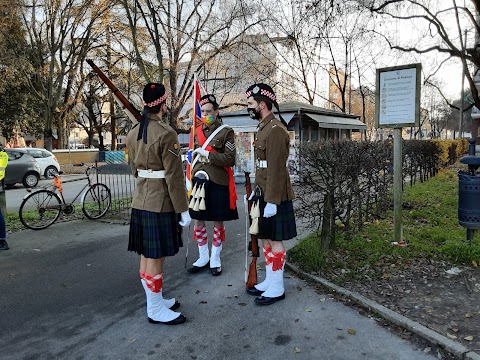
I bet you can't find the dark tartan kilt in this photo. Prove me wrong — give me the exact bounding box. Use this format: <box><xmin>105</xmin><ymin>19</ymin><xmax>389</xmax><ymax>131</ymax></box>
<box><xmin>128</xmin><ymin>208</ymin><xmax>183</xmax><ymax>259</ymax></box>
<box><xmin>189</xmin><ymin>179</ymin><xmax>239</xmax><ymax>222</ymax></box>
<box><xmin>255</xmin><ymin>194</ymin><xmax>297</xmax><ymax>241</ymax></box>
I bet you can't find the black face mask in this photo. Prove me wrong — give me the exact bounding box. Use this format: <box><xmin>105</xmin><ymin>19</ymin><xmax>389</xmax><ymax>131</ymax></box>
<box><xmin>247</xmin><ymin>106</ymin><xmax>261</xmax><ymax>120</ymax></box>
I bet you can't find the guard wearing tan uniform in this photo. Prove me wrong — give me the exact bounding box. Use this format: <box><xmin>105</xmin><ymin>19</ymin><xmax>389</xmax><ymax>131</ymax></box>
<box><xmin>244</xmin><ymin>83</ymin><xmax>297</xmax><ymax>305</ymax></box>
<box><xmin>127</xmin><ymin>83</ymin><xmax>191</xmax><ymax>325</ymax></box>
<box><xmin>187</xmin><ymin>94</ymin><xmax>238</xmax><ymax>276</ymax></box>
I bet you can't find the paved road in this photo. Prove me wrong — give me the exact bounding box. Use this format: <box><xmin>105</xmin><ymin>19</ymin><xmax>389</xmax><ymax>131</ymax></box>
<box><xmin>0</xmin><ymin>187</ymin><xmax>436</xmax><ymax>360</ymax></box>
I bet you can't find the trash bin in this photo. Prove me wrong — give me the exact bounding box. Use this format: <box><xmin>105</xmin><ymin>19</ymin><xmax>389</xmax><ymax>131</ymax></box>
<box><xmin>458</xmin><ymin>172</ymin><xmax>480</xmax><ymax>229</ymax></box>
<box><xmin>458</xmin><ymin>138</ymin><xmax>480</xmax><ymax>238</ymax></box>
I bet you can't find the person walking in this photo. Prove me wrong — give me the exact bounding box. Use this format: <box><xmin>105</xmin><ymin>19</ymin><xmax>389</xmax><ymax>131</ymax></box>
<box><xmin>0</xmin><ymin>144</ymin><xmax>8</xmax><ymax>251</ymax></box>
<box><xmin>187</xmin><ymin>94</ymin><xmax>238</xmax><ymax>276</ymax></box>
<box><xmin>126</xmin><ymin>83</ymin><xmax>191</xmax><ymax>325</ymax></box>
<box><xmin>244</xmin><ymin>83</ymin><xmax>297</xmax><ymax>305</ymax></box>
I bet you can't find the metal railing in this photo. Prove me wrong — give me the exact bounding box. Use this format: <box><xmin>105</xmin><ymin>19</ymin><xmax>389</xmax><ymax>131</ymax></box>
<box><xmin>94</xmin><ymin>161</ymin><xmax>135</xmax><ymax>219</ymax></box>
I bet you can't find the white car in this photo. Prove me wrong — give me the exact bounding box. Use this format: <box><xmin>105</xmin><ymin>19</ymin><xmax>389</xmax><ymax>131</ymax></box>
<box><xmin>17</xmin><ymin>148</ymin><xmax>61</xmax><ymax>179</ymax></box>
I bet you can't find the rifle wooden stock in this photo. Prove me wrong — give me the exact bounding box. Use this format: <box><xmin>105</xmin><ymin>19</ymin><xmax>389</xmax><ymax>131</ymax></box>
<box><xmin>245</xmin><ymin>172</ymin><xmax>260</xmax><ymax>288</ymax></box>
<box><xmin>86</xmin><ymin>59</ymin><xmax>142</xmax><ymax>123</ymax></box>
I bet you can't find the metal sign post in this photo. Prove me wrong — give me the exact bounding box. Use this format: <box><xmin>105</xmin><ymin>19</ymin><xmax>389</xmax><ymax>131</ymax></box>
<box><xmin>375</xmin><ymin>63</ymin><xmax>422</xmax><ymax>243</ymax></box>
<box><xmin>393</xmin><ymin>127</ymin><xmax>403</xmax><ymax>242</ymax></box>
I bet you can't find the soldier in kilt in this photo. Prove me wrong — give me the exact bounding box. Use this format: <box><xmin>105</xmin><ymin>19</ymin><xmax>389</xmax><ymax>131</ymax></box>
<box><xmin>187</xmin><ymin>94</ymin><xmax>238</xmax><ymax>276</ymax></box>
<box><xmin>126</xmin><ymin>83</ymin><xmax>191</xmax><ymax>325</ymax></box>
<box><xmin>244</xmin><ymin>83</ymin><xmax>297</xmax><ymax>305</ymax></box>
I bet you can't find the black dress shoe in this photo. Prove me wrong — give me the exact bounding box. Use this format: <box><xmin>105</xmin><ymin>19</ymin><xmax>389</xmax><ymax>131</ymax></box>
<box><xmin>169</xmin><ymin>301</ymin><xmax>180</xmax><ymax>311</ymax></box>
<box><xmin>148</xmin><ymin>314</ymin><xmax>186</xmax><ymax>325</ymax></box>
<box><xmin>187</xmin><ymin>264</ymin><xmax>208</xmax><ymax>274</ymax></box>
<box><xmin>246</xmin><ymin>287</ymin><xmax>263</xmax><ymax>296</ymax></box>
<box><xmin>0</xmin><ymin>241</ymin><xmax>9</xmax><ymax>250</ymax></box>
<box><xmin>254</xmin><ymin>293</ymin><xmax>285</xmax><ymax>305</ymax></box>
<box><xmin>210</xmin><ymin>267</ymin><xmax>222</xmax><ymax>276</ymax></box>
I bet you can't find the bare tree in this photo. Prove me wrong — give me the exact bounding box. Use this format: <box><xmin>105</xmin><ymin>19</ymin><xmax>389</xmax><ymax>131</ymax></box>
<box><xmin>22</xmin><ymin>0</ymin><xmax>113</xmax><ymax>149</ymax></box>
<box><xmin>364</xmin><ymin>0</ymin><xmax>480</xmax><ymax>140</ymax></box>
<box><xmin>120</xmin><ymin>0</ymin><xmax>261</xmax><ymax>130</ymax></box>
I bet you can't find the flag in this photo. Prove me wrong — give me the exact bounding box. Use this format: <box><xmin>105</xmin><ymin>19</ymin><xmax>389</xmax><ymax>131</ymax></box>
<box><xmin>185</xmin><ymin>74</ymin><xmax>204</xmax><ymax>193</ymax></box>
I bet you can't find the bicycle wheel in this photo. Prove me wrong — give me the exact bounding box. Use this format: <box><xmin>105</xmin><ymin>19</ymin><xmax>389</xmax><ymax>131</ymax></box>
<box><xmin>81</xmin><ymin>183</ymin><xmax>111</xmax><ymax>219</ymax></box>
<box><xmin>19</xmin><ymin>190</ymin><xmax>62</xmax><ymax>230</ymax></box>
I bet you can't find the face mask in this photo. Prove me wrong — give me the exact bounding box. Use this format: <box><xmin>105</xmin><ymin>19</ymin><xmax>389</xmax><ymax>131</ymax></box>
<box><xmin>247</xmin><ymin>106</ymin><xmax>261</xmax><ymax>120</ymax></box>
<box><xmin>202</xmin><ymin>114</ymin><xmax>215</xmax><ymax>126</ymax></box>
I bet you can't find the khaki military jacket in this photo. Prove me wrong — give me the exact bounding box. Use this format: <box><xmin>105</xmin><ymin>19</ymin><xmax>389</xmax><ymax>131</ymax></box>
<box><xmin>126</xmin><ymin>113</ymin><xmax>188</xmax><ymax>213</ymax></box>
<box><xmin>254</xmin><ymin>112</ymin><xmax>294</xmax><ymax>204</ymax></box>
<box><xmin>192</xmin><ymin>121</ymin><xmax>236</xmax><ymax>186</ymax></box>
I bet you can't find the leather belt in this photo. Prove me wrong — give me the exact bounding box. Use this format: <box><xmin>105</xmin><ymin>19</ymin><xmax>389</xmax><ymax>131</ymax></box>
<box><xmin>138</xmin><ymin>169</ymin><xmax>166</xmax><ymax>179</ymax></box>
<box><xmin>256</xmin><ymin>160</ymin><xmax>267</xmax><ymax>168</ymax></box>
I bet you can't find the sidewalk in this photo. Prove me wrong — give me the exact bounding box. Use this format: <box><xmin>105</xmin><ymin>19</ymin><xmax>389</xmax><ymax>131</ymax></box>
<box><xmin>0</xmin><ymin>217</ymin><xmax>445</xmax><ymax>360</ymax></box>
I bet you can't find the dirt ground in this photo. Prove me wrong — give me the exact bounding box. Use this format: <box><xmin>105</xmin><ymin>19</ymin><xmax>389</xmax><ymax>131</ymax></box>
<box><xmin>313</xmin><ymin>258</ymin><xmax>480</xmax><ymax>357</ymax></box>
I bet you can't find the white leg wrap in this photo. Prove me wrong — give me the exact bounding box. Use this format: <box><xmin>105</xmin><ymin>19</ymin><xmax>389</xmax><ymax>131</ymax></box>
<box><xmin>147</xmin><ymin>290</ymin><xmax>181</xmax><ymax>323</ymax></box>
<box><xmin>254</xmin><ymin>263</ymin><xmax>272</xmax><ymax>292</ymax></box>
<box><xmin>193</xmin><ymin>243</ymin><xmax>209</xmax><ymax>267</ymax></box>
<box><xmin>210</xmin><ymin>243</ymin><xmax>222</xmax><ymax>268</ymax></box>
<box><xmin>261</xmin><ymin>268</ymin><xmax>285</xmax><ymax>298</ymax></box>
<box><xmin>141</xmin><ymin>279</ymin><xmax>175</xmax><ymax>311</ymax></box>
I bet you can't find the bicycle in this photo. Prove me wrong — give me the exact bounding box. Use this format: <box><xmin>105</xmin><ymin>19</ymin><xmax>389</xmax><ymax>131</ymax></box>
<box><xmin>19</xmin><ymin>164</ymin><xmax>112</xmax><ymax>230</ymax></box>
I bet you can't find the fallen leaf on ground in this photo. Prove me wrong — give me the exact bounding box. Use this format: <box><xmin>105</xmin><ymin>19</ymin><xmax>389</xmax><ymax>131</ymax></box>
<box><xmin>304</xmin><ymin>308</ymin><xmax>312</xmax><ymax>312</ymax></box>
<box><xmin>472</xmin><ymin>260</ymin><xmax>478</xmax><ymax>267</ymax></box>
<box><xmin>446</xmin><ymin>333</ymin><xmax>457</xmax><ymax>340</ymax></box>
<box><xmin>320</xmin><ymin>298</ymin><xmax>326</xmax><ymax>302</ymax></box>
<box><xmin>293</xmin><ymin>347</ymin><xmax>301</xmax><ymax>353</ymax></box>
<box><xmin>464</xmin><ymin>336</ymin><xmax>474</xmax><ymax>341</ymax></box>
<box><xmin>451</xmin><ymin>328</ymin><xmax>459</xmax><ymax>333</ymax></box>
<box><xmin>464</xmin><ymin>313</ymin><xmax>473</xmax><ymax>318</ymax></box>
<box><xmin>347</xmin><ymin>329</ymin><xmax>356</xmax><ymax>335</ymax></box>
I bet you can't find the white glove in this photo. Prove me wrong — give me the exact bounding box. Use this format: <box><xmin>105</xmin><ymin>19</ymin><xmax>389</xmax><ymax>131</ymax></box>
<box><xmin>193</xmin><ymin>147</ymin><xmax>209</xmax><ymax>158</ymax></box>
<box><xmin>179</xmin><ymin>211</ymin><xmax>191</xmax><ymax>227</ymax></box>
<box><xmin>263</xmin><ymin>203</ymin><xmax>277</xmax><ymax>218</ymax></box>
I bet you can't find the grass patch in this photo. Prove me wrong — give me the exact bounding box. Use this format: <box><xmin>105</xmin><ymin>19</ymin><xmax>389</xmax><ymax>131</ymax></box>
<box><xmin>289</xmin><ymin>169</ymin><xmax>480</xmax><ymax>281</ymax></box>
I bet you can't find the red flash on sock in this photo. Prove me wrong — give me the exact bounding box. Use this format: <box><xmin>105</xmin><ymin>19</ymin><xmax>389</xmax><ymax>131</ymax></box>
<box><xmin>213</xmin><ymin>225</ymin><xmax>225</xmax><ymax>247</ymax></box>
<box><xmin>194</xmin><ymin>225</ymin><xmax>207</xmax><ymax>246</ymax></box>
<box><xmin>139</xmin><ymin>271</ymin><xmax>146</xmax><ymax>279</ymax></box>
<box><xmin>271</xmin><ymin>251</ymin><xmax>286</xmax><ymax>271</ymax></box>
<box><xmin>144</xmin><ymin>273</ymin><xmax>163</xmax><ymax>293</ymax></box>
<box><xmin>263</xmin><ymin>247</ymin><xmax>273</xmax><ymax>265</ymax></box>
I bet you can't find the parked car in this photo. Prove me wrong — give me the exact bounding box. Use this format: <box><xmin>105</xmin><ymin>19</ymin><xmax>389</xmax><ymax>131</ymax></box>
<box><xmin>4</xmin><ymin>149</ymin><xmax>41</xmax><ymax>188</ymax></box>
<box><xmin>17</xmin><ymin>147</ymin><xmax>61</xmax><ymax>178</ymax></box>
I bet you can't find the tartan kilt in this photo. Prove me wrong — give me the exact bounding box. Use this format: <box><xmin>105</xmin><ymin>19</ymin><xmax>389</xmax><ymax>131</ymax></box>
<box><xmin>128</xmin><ymin>208</ymin><xmax>183</xmax><ymax>259</ymax></box>
<box><xmin>255</xmin><ymin>194</ymin><xmax>297</xmax><ymax>241</ymax></box>
<box><xmin>189</xmin><ymin>179</ymin><xmax>238</xmax><ymax>222</ymax></box>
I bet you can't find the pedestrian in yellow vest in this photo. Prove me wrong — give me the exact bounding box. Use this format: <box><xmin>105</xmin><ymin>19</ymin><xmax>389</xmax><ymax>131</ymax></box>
<box><xmin>0</xmin><ymin>144</ymin><xmax>9</xmax><ymax>250</ymax></box>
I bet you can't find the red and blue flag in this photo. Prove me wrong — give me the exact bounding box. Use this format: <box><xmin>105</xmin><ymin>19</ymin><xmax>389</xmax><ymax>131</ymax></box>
<box><xmin>186</xmin><ymin>75</ymin><xmax>204</xmax><ymax>193</ymax></box>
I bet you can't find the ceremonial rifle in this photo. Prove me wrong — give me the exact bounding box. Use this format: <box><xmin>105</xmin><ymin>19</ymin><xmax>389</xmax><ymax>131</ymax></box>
<box><xmin>245</xmin><ymin>172</ymin><xmax>260</xmax><ymax>288</ymax></box>
<box><xmin>86</xmin><ymin>59</ymin><xmax>142</xmax><ymax>124</ymax></box>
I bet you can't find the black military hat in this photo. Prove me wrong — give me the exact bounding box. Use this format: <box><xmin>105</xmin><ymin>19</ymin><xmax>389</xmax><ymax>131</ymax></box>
<box><xmin>245</xmin><ymin>83</ymin><xmax>276</xmax><ymax>102</ymax></box>
<box><xmin>143</xmin><ymin>83</ymin><xmax>167</xmax><ymax>107</ymax></box>
<box><xmin>199</xmin><ymin>94</ymin><xmax>218</xmax><ymax>107</ymax></box>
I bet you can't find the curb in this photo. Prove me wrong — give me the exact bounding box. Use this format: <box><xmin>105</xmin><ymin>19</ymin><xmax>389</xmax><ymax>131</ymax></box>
<box><xmin>286</xmin><ymin>262</ymin><xmax>480</xmax><ymax>360</ymax></box>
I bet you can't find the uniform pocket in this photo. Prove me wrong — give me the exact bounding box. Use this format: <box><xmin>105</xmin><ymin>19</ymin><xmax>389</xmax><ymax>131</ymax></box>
<box><xmin>210</xmin><ymin>138</ymin><xmax>222</xmax><ymax>150</ymax></box>
<box><xmin>254</xmin><ymin>139</ymin><xmax>266</xmax><ymax>151</ymax></box>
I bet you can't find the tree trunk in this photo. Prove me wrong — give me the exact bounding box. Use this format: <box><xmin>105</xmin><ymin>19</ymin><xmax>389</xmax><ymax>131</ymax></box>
<box><xmin>320</xmin><ymin>192</ymin><xmax>336</xmax><ymax>251</ymax></box>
